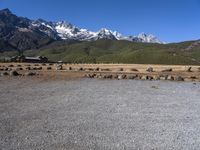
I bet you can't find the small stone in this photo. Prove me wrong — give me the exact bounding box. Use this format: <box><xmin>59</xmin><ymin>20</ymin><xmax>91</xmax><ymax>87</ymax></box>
<box><xmin>130</xmin><ymin>68</ymin><xmax>139</xmax><ymax>72</ymax></box>
<box><xmin>147</xmin><ymin>76</ymin><xmax>153</xmax><ymax>80</ymax></box>
<box><xmin>146</xmin><ymin>67</ymin><xmax>154</xmax><ymax>72</ymax></box>
<box><xmin>1</xmin><ymin>72</ymin><xmax>9</xmax><ymax>76</ymax></box>
<box><xmin>151</xmin><ymin>86</ymin><xmax>159</xmax><ymax>89</ymax></box>
<box><xmin>8</xmin><ymin>64</ymin><xmax>14</xmax><ymax>67</ymax></box>
<box><xmin>127</xmin><ymin>74</ymin><xmax>137</xmax><ymax>79</ymax></box>
<box><xmin>56</xmin><ymin>65</ymin><xmax>63</xmax><ymax>70</ymax></box>
<box><xmin>186</xmin><ymin>67</ymin><xmax>192</xmax><ymax>72</ymax></box>
<box><xmin>26</xmin><ymin>67</ymin><xmax>31</xmax><ymax>70</ymax></box>
<box><xmin>25</xmin><ymin>72</ymin><xmax>37</xmax><ymax>76</ymax></box>
<box><xmin>175</xmin><ymin>76</ymin><xmax>184</xmax><ymax>81</ymax></box>
<box><xmin>9</xmin><ymin>70</ymin><xmax>19</xmax><ymax>76</ymax></box>
<box><xmin>153</xmin><ymin>75</ymin><xmax>160</xmax><ymax>80</ymax></box>
<box><xmin>141</xmin><ymin>75</ymin><xmax>148</xmax><ymax>80</ymax></box>
<box><xmin>161</xmin><ymin>68</ymin><xmax>172</xmax><ymax>72</ymax></box>
<box><xmin>117</xmin><ymin>75</ymin><xmax>123</xmax><ymax>80</ymax></box>
<box><xmin>79</xmin><ymin>67</ymin><xmax>83</xmax><ymax>71</ymax></box>
<box><xmin>167</xmin><ymin>75</ymin><xmax>174</xmax><ymax>81</ymax></box>
<box><xmin>160</xmin><ymin>75</ymin><xmax>167</xmax><ymax>80</ymax></box>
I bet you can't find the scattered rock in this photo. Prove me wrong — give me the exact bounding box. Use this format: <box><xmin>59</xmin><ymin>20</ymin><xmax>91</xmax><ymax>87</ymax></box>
<box><xmin>147</xmin><ymin>76</ymin><xmax>153</xmax><ymax>80</ymax></box>
<box><xmin>47</xmin><ymin>67</ymin><xmax>52</xmax><ymax>70</ymax></box>
<box><xmin>130</xmin><ymin>68</ymin><xmax>139</xmax><ymax>72</ymax></box>
<box><xmin>8</xmin><ymin>64</ymin><xmax>14</xmax><ymax>67</ymax></box>
<box><xmin>135</xmin><ymin>75</ymin><xmax>141</xmax><ymax>80</ymax></box>
<box><xmin>88</xmin><ymin>68</ymin><xmax>95</xmax><ymax>71</ymax></box>
<box><xmin>95</xmin><ymin>74</ymin><xmax>102</xmax><ymax>79</ymax></box>
<box><xmin>26</xmin><ymin>67</ymin><xmax>31</xmax><ymax>70</ymax></box>
<box><xmin>122</xmin><ymin>74</ymin><xmax>127</xmax><ymax>79</ymax></box>
<box><xmin>56</xmin><ymin>65</ymin><xmax>63</xmax><ymax>70</ymax></box>
<box><xmin>16</xmin><ymin>67</ymin><xmax>23</xmax><ymax>71</ymax></box>
<box><xmin>4</xmin><ymin>67</ymin><xmax>9</xmax><ymax>71</ymax></box>
<box><xmin>127</xmin><ymin>74</ymin><xmax>137</xmax><ymax>79</ymax></box>
<box><xmin>190</xmin><ymin>76</ymin><xmax>197</xmax><ymax>79</ymax></box>
<box><xmin>9</xmin><ymin>70</ymin><xmax>19</xmax><ymax>76</ymax></box>
<box><xmin>161</xmin><ymin>68</ymin><xmax>172</xmax><ymax>72</ymax></box>
<box><xmin>85</xmin><ymin>74</ymin><xmax>95</xmax><ymax>78</ymax></box>
<box><xmin>160</xmin><ymin>75</ymin><xmax>168</xmax><ymax>80</ymax></box>
<box><xmin>37</xmin><ymin>67</ymin><xmax>42</xmax><ymax>70</ymax></box>
<box><xmin>103</xmin><ymin>74</ymin><xmax>113</xmax><ymax>79</ymax></box>
<box><xmin>1</xmin><ymin>72</ymin><xmax>9</xmax><ymax>76</ymax></box>
<box><xmin>141</xmin><ymin>75</ymin><xmax>148</xmax><ymax>80</ymax></box>
<box><xmin>146</xmin><ymin>67</ymin><xmax>154</xmax><ymax>72</ymax></box>
<box><xmin>186</xmin><ymin>67</ymin><xmax>192</xmax><ymax>72</ymax></box>
<box><xmin>153</xmin><ymin>75</ymin><xmax>160</xmax><ymax>80</ymax></box>
<box><xmin>167</xmin><ymin>75</ymin><xmax>174</xmax><ymax>81</ymax></box>
<box><xmin>79</xmin><ymin>67</ymin><xmax>83</xmax><ymax>71</ymax></box>
<box><xmin>151</xmin><ymin>86</ymin><xmax>159</xmax><ymax>89</ymax></box>
<box><xmin>91</xmin><ymin>74</ymin><xmax>96</xmax><ymax>78</ymax></box>
<box><xmin>118</xmin><ymin>68</ymin><xmax>124</xmax><ymax>71</ymax></box>
<box><xmin>113</xmin><ymin>75</ymin><xmax>119</xmax><ymax>79</ymax></box>
<box><xmin>174</xmin><ymin>76</ymin><xmax>184</xmax><ymax>81</ymax></box>
<box><xmin>117</xmin><ymin>74</ymin><xmax>126</xmax><ymax>80</ymax></box>
<box><xmin>25</xmin><ymin>72</ymin><xmax>37</xmax><ymax>76</ymax></box>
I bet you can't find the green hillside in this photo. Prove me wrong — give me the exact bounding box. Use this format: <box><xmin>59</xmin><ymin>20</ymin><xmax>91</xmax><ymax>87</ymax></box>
<box><xmin>1</xmin><ymin>39</ymin><xmax>200</xmax><ymax>65</ymax></box>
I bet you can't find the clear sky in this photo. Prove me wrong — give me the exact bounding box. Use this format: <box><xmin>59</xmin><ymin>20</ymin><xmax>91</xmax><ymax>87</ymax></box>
<box><xmin>0</xmin><ymin>0</ymin><xmax>200</xmax><ymax>42</ymax></box>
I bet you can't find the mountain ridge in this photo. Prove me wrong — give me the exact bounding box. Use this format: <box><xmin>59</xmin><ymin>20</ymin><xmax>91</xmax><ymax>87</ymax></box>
<box><xmin>0</xmin><ymin>8</ymin><xmax>163</xmax><ymax>51</ymax></box>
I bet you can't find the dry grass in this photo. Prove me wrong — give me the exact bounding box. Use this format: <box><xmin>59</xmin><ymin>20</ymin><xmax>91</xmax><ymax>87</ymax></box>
<box><xmin>1</xmin><ymin>63</ymin><xmax>200</xmax><ymax>80</ymax></box>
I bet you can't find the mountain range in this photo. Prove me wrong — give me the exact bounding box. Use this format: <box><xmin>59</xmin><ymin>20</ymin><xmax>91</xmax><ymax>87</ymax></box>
<box><xmin>1</xmin><ymin>8</ymin><xmax>200</xmax><ymax>65</ymax></box>
<box><xmin>0</xmin><ymin>8</ymin><xmax>162</xmax><ymax>51</ymax></box>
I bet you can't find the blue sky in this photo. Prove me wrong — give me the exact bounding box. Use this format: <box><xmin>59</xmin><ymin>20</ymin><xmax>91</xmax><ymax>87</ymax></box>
<box><xmin>0</xmin><ymin>0</ymin><xmax>200</xmax><ymax>42</ymax></box>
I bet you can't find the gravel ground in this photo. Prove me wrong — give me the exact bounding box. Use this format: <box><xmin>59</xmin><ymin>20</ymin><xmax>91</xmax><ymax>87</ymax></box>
<box><xmin>0</xmin><ymin>78</ymin><xmax>200</xmax><ymax>150</ymax></box>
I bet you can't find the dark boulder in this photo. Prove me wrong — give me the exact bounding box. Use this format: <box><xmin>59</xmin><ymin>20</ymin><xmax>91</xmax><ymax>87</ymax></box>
<box><xmin>146</xmin><ymin>67</ymin><xmax>154</xmax><ymax>72</ymax></box>
<box><xmin>9</xmin><ymin>70</ymin><xmax>19</xmax><ymax>76</ymax></box>
<box><xmin>161</xmin><ymin>68</ymin><xmax>172</xmax><ymax>72</ymax></box>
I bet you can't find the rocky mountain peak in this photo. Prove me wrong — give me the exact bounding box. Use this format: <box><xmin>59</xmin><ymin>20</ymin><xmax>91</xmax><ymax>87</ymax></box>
<box><xmin>0</xmin><ymin>8</ymin><xmax>164</xmax><ymax>51</ymax></box>
<box><xmin>0</xmin><ymin>8</ymin><xmax>12</xmax><ymax>14</ymax></box>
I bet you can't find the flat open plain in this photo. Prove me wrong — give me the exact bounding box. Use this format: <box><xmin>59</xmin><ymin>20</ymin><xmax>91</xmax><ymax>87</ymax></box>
<box><xmin>1</xmin><ymin>63</ymin><xmax>200</xmax><ymax>149</ymax></box>
<box><xmin>0</xmin><ymin>76</ymin><xmax>200</xmax><ymax>149</ymax></box>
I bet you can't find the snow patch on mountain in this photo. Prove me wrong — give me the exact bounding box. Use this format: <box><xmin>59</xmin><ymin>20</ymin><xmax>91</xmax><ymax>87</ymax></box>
<box><xmin>29</xmin><ymin>19</ymin><xmax>163</xmax><ymax>43</ymax></box>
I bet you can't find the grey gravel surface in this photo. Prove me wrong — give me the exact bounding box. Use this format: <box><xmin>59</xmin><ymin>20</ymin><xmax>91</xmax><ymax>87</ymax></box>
<box><xmin>0</xmin><ymin>78</ymin><xmax>200</xmax><ymax>150</ymax></box>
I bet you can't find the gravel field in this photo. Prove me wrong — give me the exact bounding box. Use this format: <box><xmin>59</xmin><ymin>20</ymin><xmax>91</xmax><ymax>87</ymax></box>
<box><xmin>0</xmin><ymin>77</ymin><xmax>200</xmax><ymax>150</ymax></box>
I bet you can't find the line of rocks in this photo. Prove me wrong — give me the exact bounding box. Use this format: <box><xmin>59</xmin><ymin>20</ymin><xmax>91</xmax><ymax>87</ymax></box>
<box><xmin>0</xmin><ymin>70</ymin><xmax>38</xmax><ymax>77</ymax></box>
<box><xmin>84</xmin><ymin>73</ymin><xmax>188</xmax><ymax>82</ymax></box>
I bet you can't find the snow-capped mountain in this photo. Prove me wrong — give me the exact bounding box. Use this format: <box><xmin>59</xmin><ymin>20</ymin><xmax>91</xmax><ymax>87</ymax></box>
<box><xmin>30</xmin><ymin>20</ymin><xmax>163</xmax><ymax>44</ymax></box>
<box><xmin>0</xmin><ymin>8</ymin><xmax>163</xmax><ymax>51</ymax></box>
